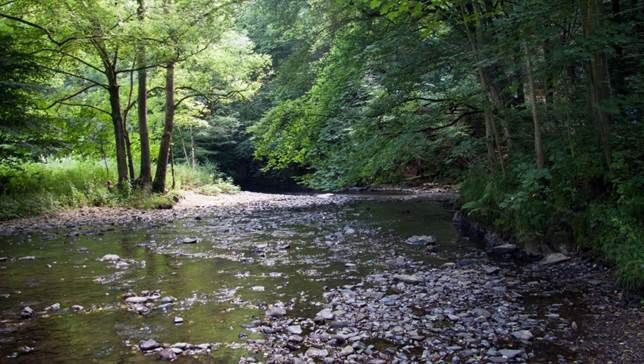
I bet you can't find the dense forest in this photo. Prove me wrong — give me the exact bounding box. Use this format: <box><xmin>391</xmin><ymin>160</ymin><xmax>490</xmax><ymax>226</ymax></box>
<box><xmin>0</xmin><ymin>0</ymin><xmax>642</xmax><ymax>292</ymax></box>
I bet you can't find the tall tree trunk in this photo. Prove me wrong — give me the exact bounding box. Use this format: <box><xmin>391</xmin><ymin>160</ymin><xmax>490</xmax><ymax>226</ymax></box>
<box><xmin>106</xmin><ymin>71</ymin><xmax>129</xmax><ymax>188</ymax></box>
<box><xmin>178</xmin><ymin>127</ymin><xmax>190</xmax><ymax>163</ymax></box>
<box><xmin>190</xmin><ymin>126</ymin><xmax>196</xmax><ymax>169</ymax></box>
<box><xmin>582</xmin><ymin>0</ymin><xmax>612</xmax><ymax>168</ymax></box>
<box><xmin>483</xmin><ymin>108</ymin><xmax>497</xmax><ymax>172</ymax></box>
<box><xmin>524</xmin><ymin>44</ymin><xmax>545</xmax><ymax>169</ymax></box>
<box><xmin>137</xmin><ymin>0</ymin><xmax>152</xmax><ymax>188</ymax></box>
<box><xmin>170</xmin><ymin>144</ymin><xmax>176</xmax><ymax>190</ymax></box>
<box><xmin>123</xmin><ymin>124</ymin><xmax>135</xmax><ymax>181</ymax></box>
<box><xmin>152</xmin><ymin>62</ymin><xmax>175</xmax><ymax>193</ymax></box>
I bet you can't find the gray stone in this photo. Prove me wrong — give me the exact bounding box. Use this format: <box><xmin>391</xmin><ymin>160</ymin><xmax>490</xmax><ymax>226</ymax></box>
<box><xmin>305</xmin><ymin>347</ymin><xmax>328</xmax><ymax>358</ymax></box>
<box><xmin>392</xmin><ymin>274</ymin><xmax>421</xmax><ymax>284</ymax></box>
<box><xmin>125</xmin><ymin>296</ymin><xmax>149</xmax><ymax>304</ymax></box>
<box><xmin>158</xmin><ymin>348</ymin><xmax>177</xmax><ymax>361</ymax></box>
<box><xmin>489</xmin><ymin>244</ymin><xmax>517</xmax><ymax>255</ymax></box>
<box><xmin>174</xmin><ymin>316</ymin><xmax>184</xmax><ymax>324</ymax></box>
<box><xmin>181</xmin><ymin>237</ymin><xmax>199</xmax><ymax>244</ymax></box>
<box><xmin>341</xmin><ymin>345</ymin><xmax>354</xmax><ymax>356</ymax></box>
<box><xmin>405</xmin><ymin>235</ymin><xmax>437</xmax><ymax>245</ymax></box>
<box><xmin>71</xmin><ymin>305</ymin><xmax>84</xmax><ymax>312</ymax></box>
<box><xmin>499</xmin><ymin>349</ymin><xmax>524</xmax><ymax>359</ymax></box>
<box><xmin>20</xmin><ymin>306</ymin><xmax>35</xmax><ymax>319</ymax></box>
<box><xmin>512</xmin><ymin>329</ymin><xmax>533</xmax><ymax>341</ymax></box>
<box><xmin>539</xmin><ymin>253</ymin><xmax>570</xmax><ymax>265</ymax></box>
<box><xmin>139</xmin><ymin>339</ymin><xmax>161</xmax><ymax>351</ymax></box>
<box><xmin>100</xmin><ymin>254</ymin><xmax>120</xmax><ymax>262</ymax></box>
<box><xmin>266</xmin><ymin>303</ymin><xmax>286</xmax><ymax>318</ymax></box>
<box><xmin>46</xmin><ymin>303</ymin><xmax>61</xmax><ymax>311</ymax></box>
<box><xmin>314</xmin><ymin>308</ymin><xmax>334</xmax><ymax>322</ymax></box>
<box><xmin>286</xmin><ymin>325</ymin><xmax>302</xmax><ymax>335</ymax></box>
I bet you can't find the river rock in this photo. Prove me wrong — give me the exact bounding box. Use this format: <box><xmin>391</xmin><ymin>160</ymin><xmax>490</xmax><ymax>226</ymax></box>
<box><xmin>314</xmin><ymin>308</ymin><xmax>334</xmax><ymax>322</ymax></box>
<box><xmin>160</xmin><ymin>296</ymin><xmax>176</xmax><ymax>304</ymax></box>
<box><xmin>174</xmin><ymin>316</ymin><xmax>184</xmax><ymax>324</ymax></box>
<box><xmin>512</xmin><ymin>329</ymin><xmax>533</xmax><ymax>341</ymax></box>
<box><xmin>46</xmin><ymin>303</ymin><xmax>61</xmax><ymax>311</ymax></box>
<box><xmin>181</xmin><ymin>237</ymin><xmax>199</xmax><ymax>244</ymax></box>
<box><xmin>100</xmin><ymin>254</ymin><xmax>120</xmax><ymax>262</ymax></box>
<box><xmin>405</xmin><ymin>235</ymin><xmax>437</xmax><ymax>245</ymax></box>
<box><xmin>158</xmin><ymin>348</ymin><xmax>177</xmax><ymax>361</ymax></box>
<box><xmin>539</xmin><ymin>253</ymin><xmax>570</xmax><ymax>265</ymax></box>
<box><xmin>266</xmin><ymin>303</ymin><xmax>286</xmax><ymax>318</ymax></box>
<box><xmin>393</xmin><ymin>274</ymin><xmax>421</xmax><ymax>284</ymax></box>
<box><xmin>341</xmin><ymin>345</ymin><xmax>354</xmax><ymax>356</ymax></box>
<box><xmin>498</xmin><ymin>349</ymin><xmax>524</xmax><ymax>359</ymax></box>
<box><xmin>125</xmin><ymin>296</ymin><xmax>149</xmax><ymax>304</ymax></box>
<box><xmin>139</xmin><ymin>339</ymin><xmax>161</xmax><ymax>351</ymax></box>
<box><xmin>20</xmin><ymin>306</ymin><xmax>35</xmax><ymax>319</ymax></box>
<box><xmin>305</xmin><ymin>347</ymin><xmax>328</xmax><ymax>358</ymax></box>
<box><xmin>71</xmin><ymin>305</ymin><xmax>84</xmax><ymax>312</ymax></box>
<box><xmin>286</xmin><ymin>325</ymin><xmax>303</xmax><ymax>335</ymax></box>
<box><xmin>489</xmin><ymin>243</ymin><xmax>517</xmax><ymax>255</ymax></box>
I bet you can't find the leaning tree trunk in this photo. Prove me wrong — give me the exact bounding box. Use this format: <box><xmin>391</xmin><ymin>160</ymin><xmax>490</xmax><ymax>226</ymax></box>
<box><xmin>524</xmin><ymin>43</ymin><xmax>545</xmax><ymax>169</ymax></box>
<box><xmin>137</xmin><ymin>0</ymin><xmax>152</xmax><ymax>188</ymax></box>
<box><xmin>152</xmin><ymin>62</ymin><xmax>175</xmax><ymax>193</ymax></box>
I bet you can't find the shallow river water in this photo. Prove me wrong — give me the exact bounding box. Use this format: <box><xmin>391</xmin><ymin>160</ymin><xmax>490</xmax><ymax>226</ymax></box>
<box><xmin>0</xmin><ymin>194</ymin><xmax>613</xmax><ymax>363</ymax></box>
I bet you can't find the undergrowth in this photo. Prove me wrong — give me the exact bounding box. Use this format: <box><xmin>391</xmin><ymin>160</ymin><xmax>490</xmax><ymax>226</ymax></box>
<box><xmin>460</xmin><ymin>158</ymin><xmax>643</xmax><ymax>292</ymax></box>
<box><xmin>0</xmin><ymin>158</ymin><xmax>239</xmax><ymax>220</ymax></box>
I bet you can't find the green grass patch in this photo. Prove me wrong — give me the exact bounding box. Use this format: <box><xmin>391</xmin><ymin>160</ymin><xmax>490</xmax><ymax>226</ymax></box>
<box><xmin>0</xmin><ymin>158</ymin><xmax>239</xmax><ymax>220</ymax></box>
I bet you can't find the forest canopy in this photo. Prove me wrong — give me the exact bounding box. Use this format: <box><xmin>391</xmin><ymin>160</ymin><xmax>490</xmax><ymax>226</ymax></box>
<box><xmin>0</xmin><ymin>0</ymin><xmax>642</xmax><ymax>289</ymax></box>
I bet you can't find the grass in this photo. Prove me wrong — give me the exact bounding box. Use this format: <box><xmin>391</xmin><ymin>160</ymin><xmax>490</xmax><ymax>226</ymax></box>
<box><xmin>0</xmin><ymin>158</ymin><xmax>239</xmax><ymax>220</ymax></box>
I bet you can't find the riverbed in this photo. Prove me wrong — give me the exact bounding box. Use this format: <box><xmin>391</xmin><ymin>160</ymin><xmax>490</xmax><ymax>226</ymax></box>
<box><xmin>0</xmin><ymin>192</ymin><xmax>641</xmax><ymax>363</ymax></box>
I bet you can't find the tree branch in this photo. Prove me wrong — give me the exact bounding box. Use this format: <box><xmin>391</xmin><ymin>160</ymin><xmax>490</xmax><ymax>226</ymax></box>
<box><xmin>0</xmin><ymin>12</ymin><xmax>79</xmax><ymax>47</ymax></box>
<box><xmin>47</xmin><ymin>84</ymin><xmax>100</xmax><ymax>109</ymax></box>
<box><xmin>58</xmin><ymin>102</ymin><xmax>111</xmax><ymax>116</ymax></box>
<box><xmin>39</xmin><ymin>64</ymin><xmax>109</xmax><ymax>88</ymax></box>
